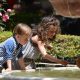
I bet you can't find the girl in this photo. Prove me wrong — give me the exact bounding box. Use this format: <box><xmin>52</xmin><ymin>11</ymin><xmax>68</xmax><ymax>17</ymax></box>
<box><xmin>21</xmin><ymin>16</ymin><xmax>68</xmax><ymax>70</ymax></box>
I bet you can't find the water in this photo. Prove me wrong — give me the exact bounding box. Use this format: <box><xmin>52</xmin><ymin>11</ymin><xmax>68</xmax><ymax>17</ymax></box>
<box><xmin>3</xmin><ymin>67</ymin><xmax>80</xmax><ymax>80</ymax></box>
<box><xmin>11</xmin><ymin>69</ymin><xmax>80</xmax><ymax>78</ymax></box>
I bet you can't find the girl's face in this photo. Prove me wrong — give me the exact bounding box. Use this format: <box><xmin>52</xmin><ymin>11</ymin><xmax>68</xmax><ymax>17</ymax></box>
<box><xmin>17</xmin><ymin>34</ymin><xmax>29</xmax><ymax>45</ymax></box>
<box><xmin>47</xmin><ymin>25</ymin><xmax>57</xmax><ymax>39</ymax></box>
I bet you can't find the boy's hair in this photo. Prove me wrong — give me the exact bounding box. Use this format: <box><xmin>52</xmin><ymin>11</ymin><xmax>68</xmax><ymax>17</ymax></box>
<box><xmin>33</xmin><ymin>16</ymin><xmax>61</xmax><ymax>42</ymax></box>
<box><xmin>13</xmin><ymin>23</ymin><xmax>31</xmax><ymax>36</ymax></box>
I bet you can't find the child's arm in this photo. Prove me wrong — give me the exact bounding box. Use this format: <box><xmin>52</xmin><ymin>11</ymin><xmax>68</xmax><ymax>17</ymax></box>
<box><xmin>18</xmin><ymin>57</ymin><xmax>26</xmax><ymax>70</ymax></box>
<box><xmin>6</xmin><ymin>60</ymin><xmax>12</xmax><ymax>71</ymax></box>
<box><xmin>43</xmin><ymin>54</ymin><xmax>68</xmax><ymax>65</ymax></box>
<box><xmin>37</xmin><ymin>41</ymin><xmax>68</xmax><ymax>66</ymax></box>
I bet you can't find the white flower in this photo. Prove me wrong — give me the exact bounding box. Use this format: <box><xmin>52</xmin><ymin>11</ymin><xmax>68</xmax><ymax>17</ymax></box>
<box><xmin>7</xmin><ymin>9</ymin><xmax>12</xmax><ymax>12</ymax></box>
<box><xmin>0</xmin><ymin>12</ymin><xmax>2</xmax><ymax>16</ymax></box>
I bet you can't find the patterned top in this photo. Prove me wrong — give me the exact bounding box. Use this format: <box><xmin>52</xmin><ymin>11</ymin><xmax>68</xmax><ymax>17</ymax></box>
<box><xmin>22</xmin><ymin>39</ymin><xmax>40</xmax><ymax>60</ymax></box>
<box><xmin>0</xmin><ymin>37</ymin><xmax>22</xmax><ymax>67</ymax></box>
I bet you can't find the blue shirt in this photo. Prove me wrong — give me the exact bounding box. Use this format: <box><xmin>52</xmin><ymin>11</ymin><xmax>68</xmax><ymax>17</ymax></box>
<box><xmin>0</xmin><ymin>37</ymin><xmax>17</xmax><ymax>66</ymax></box>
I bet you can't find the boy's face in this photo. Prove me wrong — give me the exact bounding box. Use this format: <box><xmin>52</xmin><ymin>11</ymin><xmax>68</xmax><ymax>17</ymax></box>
<box><xmin>17</xmin><ymin>34</ymin><xmax>29</xmax><ymax>45</ymax></box>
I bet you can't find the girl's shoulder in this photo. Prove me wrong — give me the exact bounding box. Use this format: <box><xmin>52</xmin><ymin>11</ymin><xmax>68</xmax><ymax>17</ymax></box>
<box><xmin>31</xmin><ymin>35</ymin><xmax>39</xmax><ymax>44</ymax></box>
<box><xmin>31</xmin><ymin>35</ymin><xmax>44</xmax><ymax>46</ymax></box>
<box><xmin>30</xmin><ymin>35</ymin><xmax>40</xmax><ymax>47</ymax></box>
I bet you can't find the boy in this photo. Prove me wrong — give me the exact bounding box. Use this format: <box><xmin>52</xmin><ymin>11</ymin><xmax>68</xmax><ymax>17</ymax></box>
<box><xmin>0</xmin><ymin>23</ymin><xmax>31</xmax><ymax>72</ymax></box>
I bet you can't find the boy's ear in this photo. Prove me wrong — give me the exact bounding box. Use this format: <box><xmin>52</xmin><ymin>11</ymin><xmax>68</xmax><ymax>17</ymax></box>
<box><xmin>16</xmin><ymin>34</ymin><xmax>20</xmax><ymax>39</ymax></box>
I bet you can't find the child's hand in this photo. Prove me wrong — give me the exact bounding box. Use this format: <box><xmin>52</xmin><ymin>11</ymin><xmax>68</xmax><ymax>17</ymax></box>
<box><xmin>60</xmin><ymin>60</ymin><xmax>69</xmax><ymax>66</ymax></box>
<box><xmin>2</xmin><ymin>68</ymin><xmax>12</xmax><ymax>74</ymax></box>
<box><xmin>47</xmin><ymin>45</ymin><xmax>53</xmax><ymax>50</ymax></box>
<box><xmin>76</xmin><ymin>57</ymin><xmax>80</xmax><ymax>68</ymax></box>
<box><xmin>5</xmin><ymin>68</ymin><xmax>12</xmax><ymax>72</ymax></box>
<box><xmin>45</xmin><ymin>44</ymin><xmax>53</xmax><ymax>50</ymax></box>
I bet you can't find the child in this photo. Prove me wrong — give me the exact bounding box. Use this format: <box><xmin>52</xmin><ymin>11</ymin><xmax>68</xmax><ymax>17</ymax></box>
<box><xmin>0</xmin><ymin>23</ymin><xmax>32</xmax><ymax>72</ymax></box>
<box><xmin>20</xmin><ymin>16</ymin><xmax>68</xmax><ymax>70</ymax></box>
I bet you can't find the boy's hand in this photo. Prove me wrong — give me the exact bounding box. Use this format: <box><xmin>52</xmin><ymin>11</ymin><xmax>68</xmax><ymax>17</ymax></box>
<box><xmin>2</xmin><ymin>68</ymin><xmax>12</xmax><ymax>73</ymax></box>
<box><xmin>5</xmin><ymin>68</ymin><xmax>12</xmax><ymax>72</ymax></box>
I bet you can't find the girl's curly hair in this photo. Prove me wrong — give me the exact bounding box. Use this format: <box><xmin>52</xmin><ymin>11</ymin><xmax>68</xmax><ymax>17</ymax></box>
<box><xmin>32</xmin><ymin>16</ymin><xmax>61</xmax><ymax>43</ymax></box>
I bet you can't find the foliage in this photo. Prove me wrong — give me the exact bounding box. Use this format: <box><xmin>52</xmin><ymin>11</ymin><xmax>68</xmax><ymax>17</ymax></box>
<box><xmin>3</xmin><ymin>9</ymin><xmax>45</xmax><ymax>30</ymax></box>
<box><xmin>0</xmin><ymin>8</ymin><xmax>15</xmax><ymax>31</ymax></box>
<box><xmin>12</xmin><ymin>12</ymin><xmax>42</xmax><ymax>28</ymax></box>
<box><xmin>48</xmin><ymin>34</ymin><xmax>80</xmax><ymax>58</ymax></box>
<box><xmin>0</xmin><ymin>31</ymin><xmax>12</xmax><ymax>42</ymax></box>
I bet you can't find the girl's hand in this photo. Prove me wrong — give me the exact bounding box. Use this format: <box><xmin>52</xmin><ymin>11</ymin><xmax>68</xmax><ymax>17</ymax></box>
<box><xmin>76</xmin><ymin>57</ymin><xmax>80</xmax><ymax>68</ymax></box>
<box><xmin>60</xmin><ymin>60</ymin><xmax>69</xmax><ymax>66</ymax></box>
<box><xmin>46</xmin><ymin>45</ymin><xmax>53</xmax><ymax>50</ymax></box>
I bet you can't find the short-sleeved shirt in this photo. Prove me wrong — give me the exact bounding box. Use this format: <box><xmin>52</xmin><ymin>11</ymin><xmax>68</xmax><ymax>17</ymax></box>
<box><xmin>0</xmin><ymin>37</ymin><xmax>17</xmax><ymax>66</ymax></box>
<box><xmin>22</xmin><ymin>39</ymin><xmax>40</xmax><ymax>60</ymax></box>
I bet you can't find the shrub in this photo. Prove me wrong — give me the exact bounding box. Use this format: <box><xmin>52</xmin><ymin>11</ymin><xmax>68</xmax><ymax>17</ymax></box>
<box><xmin>49</xmin><ymin>34</ymin><xmax>80</xmax><ymax>58</ymax></box>
<box><xmin>0</xmin><ymin>31</ymin><xmax>12</xmax><ymax>42</ymax></box>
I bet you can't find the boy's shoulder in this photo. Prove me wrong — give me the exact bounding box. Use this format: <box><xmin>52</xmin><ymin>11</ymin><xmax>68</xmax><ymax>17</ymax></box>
<box><xmin>0</xmin><ymin>37</ymin><xmax>16</xmax><ymax>48</ymax></box>
<box><xmin>6</xmin><ymin>37</ymin><xmax>15</xmax><ymax>41</ymax></box>
<box><xmin>4</xmin><ymin>37</ymin><xmax>16</xmax><ymax>45</ymax></box>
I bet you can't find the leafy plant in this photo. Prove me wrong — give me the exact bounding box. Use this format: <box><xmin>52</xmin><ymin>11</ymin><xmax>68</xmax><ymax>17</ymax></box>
<box><xmin>0</xmin><ymin>31</ymin><xmax>12</xmax><ymax>42</ymax></box>
<box><xmin>49</xmin><ymin>34</ymin><xmax>80</xmax><ymax>58</ymax></box>
<box><xmin>0</xmin><ymin>8</ymin><xmax>15</xmax><ymax>31</ymax></box>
